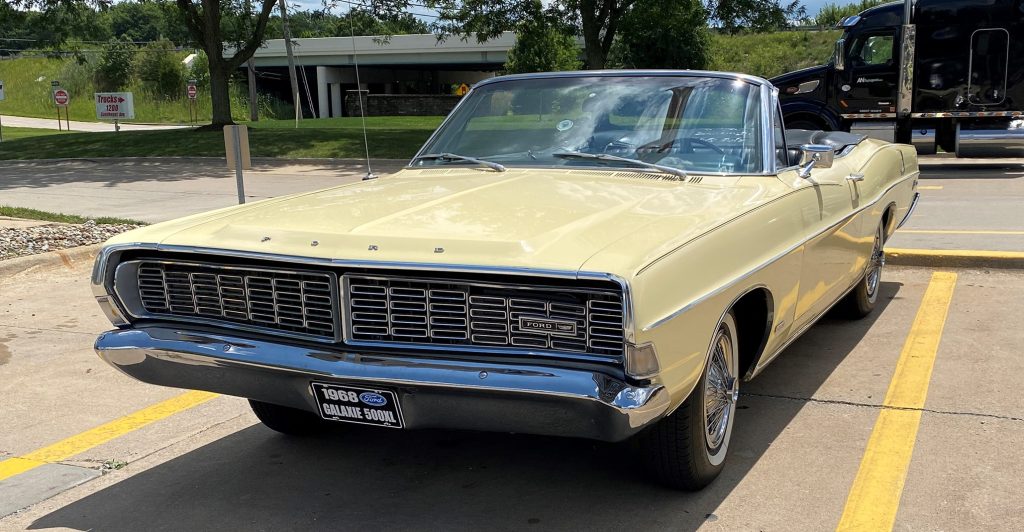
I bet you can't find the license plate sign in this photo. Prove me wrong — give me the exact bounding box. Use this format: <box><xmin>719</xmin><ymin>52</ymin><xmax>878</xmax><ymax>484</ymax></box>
<box><xmin>310</xmin><ymin>382</ymin><xmax>404</xmax><ymax>428</ymax></box>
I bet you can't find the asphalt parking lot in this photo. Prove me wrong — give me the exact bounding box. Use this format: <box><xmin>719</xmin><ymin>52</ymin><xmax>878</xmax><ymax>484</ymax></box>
<box><xmin>2</xmin><ymin>164</ymin><xmax>1023</xmax><ymax>531</ymax></box>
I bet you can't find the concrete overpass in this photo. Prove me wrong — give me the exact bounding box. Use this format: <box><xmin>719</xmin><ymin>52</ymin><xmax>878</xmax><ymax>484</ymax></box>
<box><xmin>249</xmin><ymin>33</ymin><xmax>516</xmax><ymax>118</ymax></box>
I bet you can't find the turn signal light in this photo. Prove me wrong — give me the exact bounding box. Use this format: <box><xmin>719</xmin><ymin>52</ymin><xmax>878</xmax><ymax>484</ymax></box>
<box><xmin>625</xmin><ymin>342</ymin><xmax>660</xmax><ymax>379</ymax></box>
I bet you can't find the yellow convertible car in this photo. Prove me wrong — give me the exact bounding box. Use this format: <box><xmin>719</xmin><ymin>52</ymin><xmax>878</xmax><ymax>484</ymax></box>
<box><xmin>92</xmin><ymin>71</ymin><xmax>919</xmax><ymax>489</ymax></box>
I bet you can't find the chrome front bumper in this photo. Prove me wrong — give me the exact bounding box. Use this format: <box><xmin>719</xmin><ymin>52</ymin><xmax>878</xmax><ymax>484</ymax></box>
<box><xmin>95</xmin><ymin>327</ymin><xmax>670</xmax><ymax>442</ymax></box>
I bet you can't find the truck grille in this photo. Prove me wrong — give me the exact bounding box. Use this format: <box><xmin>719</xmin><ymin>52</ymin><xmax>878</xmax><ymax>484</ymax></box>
<box><xmin>345</xmin><ymin>274</ymin><xmax>625</xmax><ymax>358</ymax></box>
<box><xmin>136</xmin><ymin>262</ymin><xmax>338</xmax><ymax>340</ymax></box>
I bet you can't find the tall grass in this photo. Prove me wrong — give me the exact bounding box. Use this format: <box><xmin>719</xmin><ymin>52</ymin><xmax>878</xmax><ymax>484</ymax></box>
<box><xmin>708</xmin><ymin>29</ymin><xmax>842</xmax><ymax>79</ymax></box>
<box><xmin>0</xmin><ymin>56</ymin><xmax>292</xmax><ymax>123</ymax></box>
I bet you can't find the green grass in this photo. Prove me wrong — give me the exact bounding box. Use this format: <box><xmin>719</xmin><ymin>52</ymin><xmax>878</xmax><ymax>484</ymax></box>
<box><xmin>0</xmin><ymin>57</ymin><xmax>287</xmax><ymax>124</ymax></box>
<box><xmin>709</xmin><ymin>29</ymin><xmax>841</xmax><ymax>79</ymax></box>
<box><xmin>0</xmin><ymin>126</ymin><xmax>76</xmax><ymax>142</ymax></box>
<box><xmin>0</xmin><ymin>116</ymin><xmax>442</xmax><ymax>160</ymax></box>
<box><xmin>0</xmin><ymin>205</ymin><xmax>144</xmax><ymax>225</ymax></box>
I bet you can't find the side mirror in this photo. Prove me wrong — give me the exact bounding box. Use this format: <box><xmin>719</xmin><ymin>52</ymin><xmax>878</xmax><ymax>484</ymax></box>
<box><xmin>834</xmin><ymin>38</ymin><xmax>846</xmax><ymax>71</ymax></box>
<box><xmin>797</xmin><ymin>144</ymin><xmax>835</xmax><ymax>178</ymax></box>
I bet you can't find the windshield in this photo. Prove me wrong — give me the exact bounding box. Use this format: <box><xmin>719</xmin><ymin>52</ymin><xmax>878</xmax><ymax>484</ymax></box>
<box><xmin>415</xmin><ymin>75</ymin><xmax>766</xmax><ymax>175</ymax></box>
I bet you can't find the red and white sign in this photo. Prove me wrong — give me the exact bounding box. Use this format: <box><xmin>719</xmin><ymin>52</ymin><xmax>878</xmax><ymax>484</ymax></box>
<box><xmin>94</xmin><ymin>92</ymin><xmax>135</xmax><ymax>120</ymax></box>
<box><xmin>53</xmin><ymin>89</ymin><xmax>70</xmax><ymax>107</ymax></box>
<box><xmin>187</xmin><ymin>84</ymin><xmax>198</xmax><ymax>100</ymax></box>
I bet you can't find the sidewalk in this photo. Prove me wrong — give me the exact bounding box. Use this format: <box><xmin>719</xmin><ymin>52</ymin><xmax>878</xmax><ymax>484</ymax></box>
<box><xmin>0</xmin><ymin>158</ymin><xmax>405</xmax><ymax>223</ymax></box>
<box><xmin>0</xmin><ymin>115</ymin><xmax>188</xmax><ymax>133</ymax></box>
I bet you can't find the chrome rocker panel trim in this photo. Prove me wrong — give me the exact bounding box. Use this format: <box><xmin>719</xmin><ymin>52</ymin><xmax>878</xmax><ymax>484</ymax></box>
<box><xmin>94</xmin><ymin>327</ymin><xmax>669</xmax><ymax>442</ymax></box>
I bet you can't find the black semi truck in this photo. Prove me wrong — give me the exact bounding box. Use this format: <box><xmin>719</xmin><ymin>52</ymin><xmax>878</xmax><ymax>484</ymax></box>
<box><xmin>771</xmin><ymin>0</ymin><xmax>1023</xmax><ymax>157</ymax></box>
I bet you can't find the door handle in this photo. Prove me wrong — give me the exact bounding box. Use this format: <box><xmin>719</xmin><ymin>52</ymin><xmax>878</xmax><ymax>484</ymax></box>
<box><xmin>846</xmin><ymin>173</ymin><xmax>865</xmax><ymax>182</ymax></box>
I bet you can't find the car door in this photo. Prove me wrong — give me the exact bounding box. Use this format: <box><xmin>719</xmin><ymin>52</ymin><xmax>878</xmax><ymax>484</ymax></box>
<box><xmin>838</xmin><ymin>30</ymin><xmax>899</xmax><ymax>114</ymax></box>
<box><xmin>791</xmin><ymin>160</ymin><xmax>864</xmax><ymax>329</ymax></box>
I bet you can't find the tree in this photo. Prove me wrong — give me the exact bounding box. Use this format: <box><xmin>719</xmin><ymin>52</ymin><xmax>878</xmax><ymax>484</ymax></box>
<box><xmin>613</xmin><ymin>0</ymin><xmax>710</xmax><ymax>69</ymax></box>
<box><xmin>351</xmin><ymin>0</ymin><xmax>806</xmax><ymax>69</ymax></box>
<box><xmin>136</xmin><ymin>39</ymin><xmax>187</xmax><ymax>99</ymax></box>
<box><xmin>814</xmin><ymin>0</ymin><xmax>885</xmax><ymax>27</ymax></box>
<box><xmin>504</xmin><ymin>18</ymin><xmax>581</xmax><ymax>74</ymax></box>
<box><xmin>94</xmin><ymin>37</ymin><xmax>136</xmax><ymax>91</ymax></box>
<box><xmin>174</xmin><ymin>0</ymin><xmax>279</xmax><ymax>126</ymax></box>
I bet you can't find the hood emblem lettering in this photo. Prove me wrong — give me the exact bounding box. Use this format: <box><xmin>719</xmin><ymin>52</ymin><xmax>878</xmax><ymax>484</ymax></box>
<box><xmin>434</xmin><ymin>247</ymin><xmax>445</xmax><ymax>254</ymax></box>
<box><xmin>260</xmin><ymin>236</ymin><xmax>271</xmax><ymax>243</ymax></box>
<box><xmin>368</xmin><ymin>244</ymin><xmax>379</xmax><ymax>251</ymax></box>
<box><xmin>519</xmin><ymin>316</ymin><xmax>577</xmax><ymax>337</ymax></box>
<box><xmin>310</xmin><ymin>240</ymin><xmax>319</xmax><ymax>247</ymax></box>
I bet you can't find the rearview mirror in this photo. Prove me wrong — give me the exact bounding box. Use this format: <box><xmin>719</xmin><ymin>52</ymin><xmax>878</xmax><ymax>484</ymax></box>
<box><xmin>834</xmin><ymin>39</ymin><xmax>846</xmax><ymax>71</ymax></box>
<box><xmin>797</xmin><ymin>144</ymin><xmax>835</xmax><ymax>178</ymax></box>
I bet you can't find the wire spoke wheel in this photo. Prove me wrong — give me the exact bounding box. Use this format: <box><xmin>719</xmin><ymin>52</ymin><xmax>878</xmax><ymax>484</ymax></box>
<box><xmin>866</xmin><ymin>224</ymin><xmax>885</xmax><ymax>298</ymax></box>
<box><xmin>702</xmin><ymin>321</ymin><xmax>738</xmax><ymax>462</ymax></box>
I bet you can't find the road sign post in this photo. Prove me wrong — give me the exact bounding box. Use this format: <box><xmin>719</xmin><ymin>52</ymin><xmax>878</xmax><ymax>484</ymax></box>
<box><xmin>187</xmin><ymin>80</ymin><xmax>198</xmax><ymax>126</ymax></box>
<box><xmin>52</xmin><ymin>84</ymin><xmax>70</xmax><ymax>131</ymax></box>
<box><xmin>94</xmin><ymin>92</ymin><xmax>134</xmax><ymax>132</ymax></box>
<box><xmin>0</xmin><ymin>79</ymin><xmax>5</xmax><ymax>142</ymax></box>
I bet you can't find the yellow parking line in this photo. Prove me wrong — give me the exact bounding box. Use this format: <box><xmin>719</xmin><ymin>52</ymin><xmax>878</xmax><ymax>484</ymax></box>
<box><xmin>0</xmin><ymin>391</ymin><xmax>217</xmax><ymax>482</ymax></box>
<box><xmin>916</xmin><ymin>185</ymin><xmax>943</xmax><ymax>190</ymax></box>
<box><xmin>899</xmin><ymin>229</ymin><xmax>1024</xmax><ymax>235</ymax></box>
<box><xmin>836</xmin><ymin>272</ymin><xmax>957</xmax><ymax>532</ymax></box>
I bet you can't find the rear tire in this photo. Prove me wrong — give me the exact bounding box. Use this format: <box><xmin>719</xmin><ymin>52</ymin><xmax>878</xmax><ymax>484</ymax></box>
<box><xmin>840</xmin><ymin>221</ymin><xmax>885</xmax><ymax>319</ymax></box>
<box><xmin>249</xmin><ymin>400</ymin><xmax>330</xmax><ymax>436</ymax></box>
<box><xmin>638</xmin><ymin>312</ymin><xmax>740</xmax><ymax>490</ymax></box>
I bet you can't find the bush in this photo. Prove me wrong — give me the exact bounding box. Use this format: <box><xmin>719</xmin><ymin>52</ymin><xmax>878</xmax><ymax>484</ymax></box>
<box><xmin>504</xmin><ymin>19</ymin><xmax>581</xmax><ymax>74</ymax></box>
<box><xmin>613</xmin><ymin>0</ymin><xmax>710</xmax><ymax>69</ymax></box>
<box><xmin>94</xmin><ymin>37</ymin><xmax>135</xmax><ymax>91</ymax></box>
<box><xmin>136</xmin><ymin>39</ymin><xmax>185</xmax><ymax>99</ymax></box>
<box><xmin>186</xmin><ymin>50</ymin><xmax>210</xmax><ymax>90</ymax></box>
<box><xmin>57</xmin><ymin>56</ymin><xmax>96</xmax><ymax>97</ymax></box>
<box><xmin>815</xmin><ymin>0</ymin><xmax>887</xmax><ymax>27</ymax></box>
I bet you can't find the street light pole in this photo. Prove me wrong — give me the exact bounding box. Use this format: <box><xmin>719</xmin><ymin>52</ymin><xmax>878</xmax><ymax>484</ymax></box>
<box><xmin>278</xmin><ymin>0</ymin><xmax>302</xmax><ymax>126</ymax></box>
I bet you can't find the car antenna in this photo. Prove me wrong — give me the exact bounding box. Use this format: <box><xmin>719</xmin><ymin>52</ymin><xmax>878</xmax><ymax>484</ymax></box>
<box><xmin>348</xmin><ymin>5</ymin><xmax>376</xmax><ymax>180</ymax></box>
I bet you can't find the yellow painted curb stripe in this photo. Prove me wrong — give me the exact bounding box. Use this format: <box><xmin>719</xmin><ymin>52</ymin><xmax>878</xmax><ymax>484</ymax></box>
<box><xmin>0</xmin><ymin>391</ymin><xmax>217</xmax><ymax>482</ymax></box>
<box><xmin>887</xmin><ymin>248</ymin><xmax>1024</xmax><ymax>259</ymax></box>
<box><xmin>899</xmin><ymin>230</ymin><xmax>1024</xmax><ymax>235</ymax></box>
<box><xmin>836</xmin><ymin>271</ymin><xmax>957</xmax><ymax>532</ymax></box>
<box><xmin>916</xmin><ymin>185</ymin><xmax>943</xmax><ymax>190</ymax></box>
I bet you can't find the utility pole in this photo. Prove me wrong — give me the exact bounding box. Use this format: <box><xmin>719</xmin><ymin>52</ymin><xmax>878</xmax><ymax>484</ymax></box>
<box><xmin>246</xmin><ymin>0</ymin><xmax>259</xmax><ymax>122</ymax></box>
<box><xmin>278</xmin><ymin>0</ymin><xmax>301</xmax><ymax>125</ymax></box>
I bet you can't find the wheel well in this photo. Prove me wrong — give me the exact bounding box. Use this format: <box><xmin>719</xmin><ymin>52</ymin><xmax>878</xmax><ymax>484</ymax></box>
<box><xmin>731</xmin><ymin>288</ymin><xmax>774</xmax><ymax>379</ymax></box>
<box><xmin>881</xmin><ymin>203</ymin><xmax>896</xmax><ymax>240</ymax></box>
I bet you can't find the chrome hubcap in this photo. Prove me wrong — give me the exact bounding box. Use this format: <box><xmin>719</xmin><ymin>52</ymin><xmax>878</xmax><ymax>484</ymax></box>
<box><xmin>866</xmin><ymin>226</ymin><xmax>884</xmax><ymax>297</ymax></box>
<box><xmin>704</xmin><ymin>330</ymin><xmax>737</xmax><ymax>452</ymax></box>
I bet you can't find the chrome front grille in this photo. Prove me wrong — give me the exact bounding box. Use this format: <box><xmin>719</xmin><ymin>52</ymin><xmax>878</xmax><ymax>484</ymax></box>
<box><xmin>345</xmin><ymin>275</ymin><xmax>625</xmax><ymax>358</ymax></box>
<box><xmin>135</xmin><ymin>262</ymin><xmax>338</xmax><ymax>340</ymax></box>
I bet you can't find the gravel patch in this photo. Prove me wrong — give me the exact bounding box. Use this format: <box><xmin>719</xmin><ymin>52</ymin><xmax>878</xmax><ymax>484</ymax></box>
<box><xmin>0</xmin><ymin>220</ymin><xmax>142</xmax><ymax>260</ymax></box>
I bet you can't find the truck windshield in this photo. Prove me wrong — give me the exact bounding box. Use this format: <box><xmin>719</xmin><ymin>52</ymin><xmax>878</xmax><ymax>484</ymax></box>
<box><xmin>415</xmin><ymin>75</ymin><xmax>765</xmax><ymax>175</ymax></box>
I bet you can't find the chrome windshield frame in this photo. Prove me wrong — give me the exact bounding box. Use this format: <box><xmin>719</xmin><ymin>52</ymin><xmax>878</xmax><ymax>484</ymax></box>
<box><xmin>409</xmin><ymin>70</ymin><xmax>780</xmax><ymax>177</ymax></box>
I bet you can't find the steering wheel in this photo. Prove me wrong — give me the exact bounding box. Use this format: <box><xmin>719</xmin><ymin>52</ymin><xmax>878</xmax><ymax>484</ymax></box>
<box><xmin>636</xmin><ymin>137</ymin><xmax>726</xmax><ymax>155</ymax></box>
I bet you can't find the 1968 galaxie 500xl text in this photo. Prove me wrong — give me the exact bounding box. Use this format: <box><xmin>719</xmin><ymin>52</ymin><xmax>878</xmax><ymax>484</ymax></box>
<box><xmin>92</xmin><ymin>70</ymin><xmax>919</xmax><ymax>489</ymax></box>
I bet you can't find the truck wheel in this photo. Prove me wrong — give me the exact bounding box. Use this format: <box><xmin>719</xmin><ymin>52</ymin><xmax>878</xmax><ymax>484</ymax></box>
<box><xmin>840</xmin><ymin>222</ymin><xmax>885</xmax><ymax>319</ymax></box>
<box><xmin>787</xmin><ymin>119</ymin><xmax>828</xmax><ymax>131</ymax></box>
<box><xmin>638</xmin><ymin>312</ymin><xmax>739</xmax><ymax>490</ymax></box>
<box><xmin>249</xmin><ymin>400</ymin><xmax>331</xmax><ymax>436</ymax></box>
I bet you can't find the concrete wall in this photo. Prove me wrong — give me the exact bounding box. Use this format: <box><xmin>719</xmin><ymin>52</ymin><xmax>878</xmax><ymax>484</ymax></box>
<box><xmin>345</xmin><ymin>92</ymin><xmax>462</xmax><ymax>117</ymax></box>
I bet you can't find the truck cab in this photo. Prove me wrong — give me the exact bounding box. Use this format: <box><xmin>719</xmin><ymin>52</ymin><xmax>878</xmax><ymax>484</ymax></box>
<box><xmin>772</xmin><ymin>0</ymin><xmax>1024</xmax><ymax>157</ymax></box>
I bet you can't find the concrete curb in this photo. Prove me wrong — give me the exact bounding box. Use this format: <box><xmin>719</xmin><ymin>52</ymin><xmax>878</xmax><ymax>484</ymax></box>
<box><xmin>0</xmin><ymin>244</ymin><xmax>103</xmax><ymax>278</ymax></box>
<box><xmin>887</xmin><ymin>248</ymin><xmax>1024</xmax><ymax>269</ymax></box>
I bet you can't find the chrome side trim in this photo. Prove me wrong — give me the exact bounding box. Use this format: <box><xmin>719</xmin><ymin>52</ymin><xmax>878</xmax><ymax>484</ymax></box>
<box><xmin>841</xmin><ymin>113</ymin><xmax>898</xmax><ymax>119</ymax></box>
<box><xmin>910</xmin><ymin>111</ymin><xmax>1022</xmax><ymax>118</ymax></box>
<box><xmin>897</xmin><ymin>191</ymin><xmax>920</xmax><ymax>229</ymax></box>
<box><xmin>642</xmin><ymin>168</ymin><xmax>917</xmax><ymax>332</ymax></box>
<box><xmin>92</xmin><ymin>244</ymin><xmax>637</xmax><ymax>346</ymax></box>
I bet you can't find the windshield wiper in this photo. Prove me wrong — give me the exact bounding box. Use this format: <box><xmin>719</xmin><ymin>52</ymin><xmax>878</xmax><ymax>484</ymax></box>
<box><xmin>552</xmin><ymin>151</ymin><xmax>687</xmax><ymax>179</ymax></box>
<box><xmin>412</xmin><ymin>153</ymin><xmax>507</xmax><ymax>172</ymax></box>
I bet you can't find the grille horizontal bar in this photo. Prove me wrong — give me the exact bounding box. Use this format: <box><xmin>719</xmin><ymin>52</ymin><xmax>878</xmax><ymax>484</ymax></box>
<box><xmin>345</xmin><ymin>274</ymin><xmax>625</xmax><ymax>358</ymax></box>
<box><xmin>135</xmin><ymin>261</ymin><xmax>338</xmax><ymax>340</ymax></box>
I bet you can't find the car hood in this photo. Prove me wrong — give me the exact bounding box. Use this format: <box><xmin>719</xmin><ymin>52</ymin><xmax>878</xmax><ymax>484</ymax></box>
<box><xmin>114</xmin><ymin>168</ymin><xmax>792</xmax><ymax>277</ymax></box>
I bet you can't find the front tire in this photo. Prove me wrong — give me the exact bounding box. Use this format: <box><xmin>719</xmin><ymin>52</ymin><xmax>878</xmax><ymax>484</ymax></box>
<box><xmin>840</xmin><ymin>221</ymin><xmax>885</xmax><ymax>319</ymax></box>
<box><xmin>249</xmin><ymin>400</ymin><xmax>331</xmax><ymax>436</ymax></box>
<box><xmin>638</xmin><ymin>312</ymin><xmax>740</xmax><ymax>490</ymax></box>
